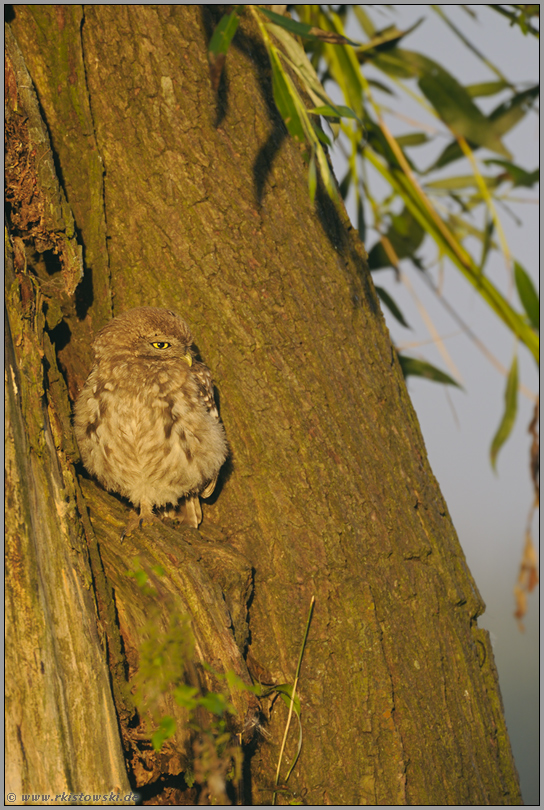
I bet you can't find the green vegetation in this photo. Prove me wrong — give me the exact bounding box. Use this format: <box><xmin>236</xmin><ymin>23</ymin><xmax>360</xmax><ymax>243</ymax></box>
<box><xmin>209</xmin><ymin>3</ymin><xmax>538</xmax><ymax>471</ymax></box>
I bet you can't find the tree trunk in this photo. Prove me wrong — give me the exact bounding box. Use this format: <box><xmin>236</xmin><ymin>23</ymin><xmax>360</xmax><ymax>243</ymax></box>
<box><xmin>5</xmin><ymin>5</ymin><xmax>522</xmax><ymax>806</ymax></box>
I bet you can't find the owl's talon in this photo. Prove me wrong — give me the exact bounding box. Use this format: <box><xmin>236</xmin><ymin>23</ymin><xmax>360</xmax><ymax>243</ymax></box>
<box><xmin>176</xmin><ymin>495</ymin><xmax>202</xmax><ymax>528</ymax></box>
<box><xmin>121</xmin><ymin>509</ymin><xmax>145</xmax><ymax>539</ymax></box>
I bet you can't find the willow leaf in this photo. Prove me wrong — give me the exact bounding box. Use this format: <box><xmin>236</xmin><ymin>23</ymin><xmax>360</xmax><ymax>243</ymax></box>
<box><xmin>425</xmin><ymin>174</ymin><xmax>500</xmax><ymax>191</ymax></box>
<box><xmin>260</xmin><ymin>7</ymin><xmax>359</xmax><ymax>45</ymax></box>
<box><xmin>318</xmin><ymin>10</ymin><xmax>365</xmax><ymax>118</ymax></box>
<box><xmin>430</xmin><ymin>85</ymin><xmax>539</xmax><ymax>171</ymax></box>
<box><xmin>395</xmin><ymin>132</ymin><xmax>430</xmax><ymax>148</ymax></box>
<box><xmin>514</xmin><ymin>262</ymin><xmax>539</xmax><ymax>332</ymax></box>
<box><xmin>356</xmin><ymin>19</ymin><xmax>424</xmax><ymax>56</ymax></box>
<box><xmin>490</xmin><ymin>355</ymin><xmax>519</xmax><ymax>470</ymax></box>
<box><xmin>466</xmin><ymin>80</ymin><xmax>510</xmax><ymax>97</ymax></box>
<box><xmin>484</xmin><ymin>160</ymin><xmax>539</xmax><ymax>188</ymax></box>
<box><xmin>208</xmin><ymin>10</ymin><xmax>241</xmax><ymax>90</ymax></box>
<box><xmin>310</xmin><ymin>104</ymin><xmax>359</xmax><ymax>120</ymax></box>
<box><xmin>151</xmin><ymin>716</ymin><xmax>176</xmax><ymax>752</ymax></box>
<box><xmin>417</xmin><ymin>69</ymin><xmax>511</xmax><ymax>158</ymax></box>
<box><xmin>363</xmin><ymin>146</ymin><xmax>539</xmax><ymax>363</ymax></box>
<box><xmin>208</xmin><ymin>10</ymin><xmax>240</xmax><ymax>57</ymax></box>
<box><xmin>268</xmin><ymin>47</ymin><xmax>306</xmax><ymax>141</ymax></box>
<box><xmin>266</xmin><ymin>22</ymin><xmax>337</xmax><ymax>110</ymax></box>
<box><xmin>398</xmin><ymin>355</ymin><xmax>462</xmax><ymax>387</ymax></box>
<box><xmin>375</xmin><ymin>286</ymin><xmax>411</xmax><ymax>328</ymax></box>
<box><xmin>488</xmin><ymin>85</ymin><xmax>539</xmax><ymax>136</ymax></box>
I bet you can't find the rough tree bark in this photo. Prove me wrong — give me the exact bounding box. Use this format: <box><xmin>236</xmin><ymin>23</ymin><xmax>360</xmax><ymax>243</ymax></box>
<box><xmin>5</xmin><ymin>5</ymin><xmax>522</xmax><ymax>806</ymax></box>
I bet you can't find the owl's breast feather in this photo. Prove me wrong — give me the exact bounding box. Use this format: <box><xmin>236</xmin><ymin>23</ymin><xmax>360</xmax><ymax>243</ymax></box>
<box><xmin>74</xmin><ymin>368</ymin><xmax>227</xmax><ymax>508</ymax></box>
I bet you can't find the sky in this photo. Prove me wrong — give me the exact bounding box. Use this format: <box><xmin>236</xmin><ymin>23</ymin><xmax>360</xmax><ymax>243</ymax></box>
<box><xmin>323</xmin><ymin>5</ymin><xmax>539</xmax><ymax>803</ymax></box>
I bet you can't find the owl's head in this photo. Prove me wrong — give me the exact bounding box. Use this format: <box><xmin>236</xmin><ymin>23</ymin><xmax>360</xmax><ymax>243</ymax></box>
<box><xmin>94</xmin><ymin>307</ymin><xmax>194</xmax><ymax>366</ymax></box>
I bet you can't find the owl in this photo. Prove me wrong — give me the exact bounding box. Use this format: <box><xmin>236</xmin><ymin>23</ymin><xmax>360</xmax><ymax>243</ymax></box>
<box><xmin>74</xmin><ymin>307</ymin><xmax>228</xmax><ymax>534</ymax></box>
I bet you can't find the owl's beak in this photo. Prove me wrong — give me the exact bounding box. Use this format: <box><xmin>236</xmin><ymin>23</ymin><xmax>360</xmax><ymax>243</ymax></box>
<box><xmin>183</xmin><ymin>352</ymin><xmax>193</xmax><ymax>367</ymax></box>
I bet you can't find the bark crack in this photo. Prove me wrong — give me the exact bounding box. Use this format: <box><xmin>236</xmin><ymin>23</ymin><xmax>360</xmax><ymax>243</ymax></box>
<box><xmin>80</xmin><ymin>6</ymin><xmax>113</xmax><ymax>321</ymax></box>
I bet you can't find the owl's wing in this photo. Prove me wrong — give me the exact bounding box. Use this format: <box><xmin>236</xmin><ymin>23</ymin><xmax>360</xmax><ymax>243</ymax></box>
<box><xmin>191</xmin><ymin>361</ymin><xmax>221</xmax><ymax>499</ymax></box>
<box><xmin>192</xmin><ymin>361</ymin><xmax>219</xmax><ymax>419</ymax></box>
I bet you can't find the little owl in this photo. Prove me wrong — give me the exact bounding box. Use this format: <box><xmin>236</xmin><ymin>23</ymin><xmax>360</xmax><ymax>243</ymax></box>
<box><xmin>74</xmin><ymin>307</ymin><xmax>228</xmax><ymax>533</ymax></box>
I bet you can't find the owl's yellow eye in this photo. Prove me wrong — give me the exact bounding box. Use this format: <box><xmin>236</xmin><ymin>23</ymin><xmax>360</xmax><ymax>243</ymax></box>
<box><xmin>151</xmin><ymin>341</ymin><xmax>171</xmax><ymax>349</ymax></box>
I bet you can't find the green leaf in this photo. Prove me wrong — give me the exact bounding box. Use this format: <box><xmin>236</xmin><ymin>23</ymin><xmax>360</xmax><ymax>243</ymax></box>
<box><xmin>488</xmin><ymin>85</ymin><xmax>539</xmax><ymax>137</ymax></box>
<box><xmin>208</xmin><ymin>10</ymin><xmax>240</xmax><ymax>91</ymax></box>
<box><xmin>488</xmin><ymin>5</ymin><xmax>540</xmax><ymax>37</ymax></box>
<box><xmin>398</xmin><ymin>355</ymin><xmax>462</xmax><ymax>387</ymax></box>
<box><xmin>151</xmin><ymin>564</ymin><xmax>165</xmax><ymax>576</ymax></box>
<box><xmin>338</xmin><ymin>169</ymin><xmax>351</xmax><ymax>199</ymax></box>
<box><xmin>275</xmin><ymin>684</ymin><xmax>301</xmax><ymax>716</ymax></box>
<box><xmin>268</xmin><ymin>48</ymin><xmax>306</xmax><ymax>141</ymax></box>
<box><xmin>490</xmin><ymin>355</ymin><xmax>519</xmax><ymax>471</ymax></box>
<box><xmin>224</xmin><ymin>669</ymin><xmax>261</xmax><ymax>695</ymax></box>
<box><xmin>367</xmin><ymin>208</ymin><xmax>426</xmax><ymax>271</ymax></box>
<box><xmin>260</xmin><ymin>7</ymin><xmax>359</xmax><ymax>45</ymax></box>
<box><xmin>356</xmin><ymin>19</ymin><xmax>425</xmax><ymax>56</ymax></box>
<box><xmin>479</xmin><ymin>215</ymin><xmax>494</xmax><ymax>272</ymax></box>
<box><xmin>364</xmin><ymin>145</ymin><xmax>539</xmax><ymax>364</ymax></box>
<box><xmin>372</xmin><ymin>51</ymin><xmax>420</xmax><ymax>79</ymax></box>
<box><xmin>152</xmin><ymin>716</ymin><xmax>176</xmax><ymax>751</ymax></box>
<box><xmin>367</xmin><ymin>241</ymin><xmax>393</xmax><ymax>272</ymax></box>
<box><xmin>375</xmin><ymin>286</ymin><xmax>411</xmax><ymax>329</ymax></box>
<box><xmin>426</xmin><ymin>139</ymin><xmax>468</xmax><ymax>172</ymax></box>
<box><xmin>356</xmin><ymin>196</ymin><xmax>365</xmax><ymax>242</ymax></box>
<box><xmin>261</xmin><ymin>6</ymin><xmax>314</xmax><ymax>37</ymax></box>
<box><xmin>424</xmin><ymin>174</ymin><xmax>499</xmax><ymax>191</ymax></box>
<box><xmin>465</xmin><ymin>80</ymin><xmax>509</xmax><ymax>97</ymax></box>
<box><xmin>173</xmin><ymin>684</ymin><xmax>199</xmax><ymax>709</ymax></box>
<box><xmin>265</xmin><ymin>21</ymin><xmax>337</xmax><ymax>114</ymax></box>
<box><xmin>484</xmin><ymin>159</ymin><xmax>539</xmax><ymax>188</ymax></box>
<box><xmin>395</xmin><ymin>133</ymin><xmax>430</xmax><ymax>148</ymax></box>
<box><xmin>208</xmin><ymin>10</ymin><xmax>240</xmax><ymax>58</ymax></box>
<box><xmin>417</xmin><ymin>68</ymin><xmax>511</xmax><ymax>158</ymax></box>
<box><xmin>317</xmin><ymin>11</ymin><xmax>365</xmax><ymax>119</ymax></box>
<box><xmin>514</xmin><ymin>262</ymin><xmax>539</xmax><ymax>331</ymax></box>
<box><xmin>309</xmin><ymin>104</ymin><xmax>359</xmax><ymax>120</ymax></box>
<box><xmin>199</xmin><ymin>691</ymin><xmax>235</xmax><ymax>717</ymax></box>
<box><xmin>353</xmin><ymin>5</ymin><xmax>377</xmax><ymax>37</ymax></box>
<box><xmin>367</xmin><ymin>77</ymin><xmax>395</xmax><ymax>95</ymax></box>
<box><xmin>127</xmin><ymin>560</ymin><xmax>149</xmax><ymax>588</ymax></box>
<box><xmin>313</xmin><ymin>125</ymin><xmax>332</xmax><ymax>147</ymax></box>
<box><xmin>428</xmin><ymin>86</ymin><xmax>538</xmax><ymax>171</ymax></box>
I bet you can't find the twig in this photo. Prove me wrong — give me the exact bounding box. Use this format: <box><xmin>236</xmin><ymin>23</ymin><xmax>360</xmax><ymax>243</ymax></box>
<box><xmin>272</xmin><ymin>595</ymin><xmax>315</xmax><ymax>805</ymax></box>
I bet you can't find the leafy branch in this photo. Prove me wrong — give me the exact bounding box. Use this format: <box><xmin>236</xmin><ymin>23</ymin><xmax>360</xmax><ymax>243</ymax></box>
<box><xmin>208</xmin><ymin>5</ymin><xmax>538</xmax><ymax>472</ymax></box>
